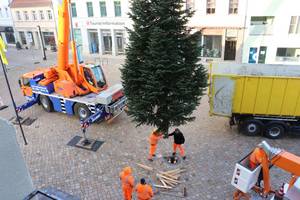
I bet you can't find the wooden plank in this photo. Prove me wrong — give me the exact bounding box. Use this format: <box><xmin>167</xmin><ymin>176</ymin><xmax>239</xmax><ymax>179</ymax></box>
<box><xmin>159</xmin><ymin>172</ymin><xmax>179</xmax><ymax>180</ymax></box>
<box><xmin>153</xmin><ymin>184</ymin><xmax>172</xmax><ymax>189</ymax></box>
<box><xmin>136</xmin><ymin>163</ymin><xmax>153</xmax><ymax>171</ymax></box>
<box><xmin>157</xmin><ymin>174</ymin><xmax>181</xmax><ymax>183</ymax></box>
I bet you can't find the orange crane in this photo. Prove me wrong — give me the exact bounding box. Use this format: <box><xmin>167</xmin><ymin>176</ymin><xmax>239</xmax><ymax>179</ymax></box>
<box><xmin>17</xmin><ymin>0</ymin><xmax>126</xmax><ymax>131</ymax></box>
<box><xmin>232</xmin><ymin>141</ymin><xmax>300</xmax><ymax>200</ymax></box>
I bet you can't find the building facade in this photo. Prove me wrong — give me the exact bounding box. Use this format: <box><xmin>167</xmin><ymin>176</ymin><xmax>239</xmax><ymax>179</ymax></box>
<box><xmin>242</xmin><ymin>0</ymin><xmax>300</xmax><ymax>65</ymax></box>
<box><xmin>64</xmin><ymin>0</ymin><xmax>130</xmax><ymax>56</ymax></box>
<box><xmin>10</xmin><ymin>0</ymin><xmax>57</xmax><ymax>50</ymax></box>
<box><xmin>188</xmin><ymin>0</ymin><xmax>248</xmax><ymax>63</ymax></box>
<box><xmin>0</xmin><ymin>0</ymin><xmax>16</xmax><ymax>45</ymax></box>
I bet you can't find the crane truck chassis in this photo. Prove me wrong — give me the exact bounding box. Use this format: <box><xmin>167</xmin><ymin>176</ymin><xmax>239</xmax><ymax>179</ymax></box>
<box><xmin>209</xmin><ymin>63</ymin><xmax>300</xmax><ymax>139</ymax></box>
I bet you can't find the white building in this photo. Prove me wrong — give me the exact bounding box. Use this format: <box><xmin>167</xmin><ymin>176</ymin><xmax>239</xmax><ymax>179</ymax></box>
<box><xmin>63</xmin><ymin>0</ymin><xmax>130</xmax><ymax>56</ymax></box>
<box><xmin>188</xmin><ymin>0</ymin><xmax>247</xmax><ymax>63</ymax></box>
<box><xmin>10</xmin><ymin>0</ymin><xmax>58</xmax><ymax>50</ymax></box>
<box><xmin>242</xmin><ymin>0</ymin><xmax>300</xmax><ymax>65</ymax></box>
<box><xmin>0</xmin><ymin>0</ymin><xmax>16</xmax><ymax>45</ymax></box>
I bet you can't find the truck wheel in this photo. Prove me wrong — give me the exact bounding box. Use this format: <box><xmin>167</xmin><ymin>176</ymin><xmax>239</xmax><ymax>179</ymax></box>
<box><xmin>240</xmin><ymin>119</ymin><xmax>262</xmax><ymax>136</ymax></box>
<box><xmin>74</xmin><ymin>103</ymin><xmax>91</xmax><ymax>120</ymax></box>
<box><xmin>39</xmin><ymin>95</ymin><xmax>53</xmax><ymax>112</ymax></box>
<box><xmin>264</xmin><ymin>123</ymin><xmax>285</xmax><ymax>139</ymax></box>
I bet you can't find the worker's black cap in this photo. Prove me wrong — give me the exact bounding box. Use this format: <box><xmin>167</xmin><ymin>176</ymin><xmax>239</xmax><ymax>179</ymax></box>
<box><xmin>140</xmin><ymin>178</ymin><xmax>146</xmax><ymax>184</ymax></box>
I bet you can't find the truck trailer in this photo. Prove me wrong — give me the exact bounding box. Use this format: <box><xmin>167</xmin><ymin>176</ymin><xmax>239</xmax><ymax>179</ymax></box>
<box><xmin>209</xmin><ymin>63</ymin><xmax>300</xmax><ymax>139</ymax></box>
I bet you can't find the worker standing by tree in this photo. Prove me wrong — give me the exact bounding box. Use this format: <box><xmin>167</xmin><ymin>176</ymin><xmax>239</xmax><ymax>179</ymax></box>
<box><xmin>135</xmin><ymin>178</ymin><xmax>154</xmax><ymax>200</ymax></box>
<box><xmin>148</xmin><ymin>129</ymin><xmax>163</xmax><ymax>161</ymax></box>
<box><xmin>168</xmin><ymin>128</ymin><xmax>186</xmax><ymax>160</ymax></box>
<box><xmin>119</xmin><ymin>167</ymin><xmax>135</xmax><ymax>200</ymax></box>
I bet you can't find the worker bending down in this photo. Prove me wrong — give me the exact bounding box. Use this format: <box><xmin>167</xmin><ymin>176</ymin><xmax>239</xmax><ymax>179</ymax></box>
<box><xmin>120</xmin><ymin>167</ymin><xmax>135</xmax><ymax>200</ymax></box>
<box><xmin>136</xmin><ymin>178</ymin><xmax>153</xmax><ymax>200</ymax></box>
<box><xmin>249</xmin><ymin>147</ymin><xmax>265</xmax><ymax>187</ymax></box>
<box><xmin>148</xmin><ymin>129</ymin><xmax>163</xmax><ymax>161</ymax></box>
<box><xmin>168</xmin><ymin>128</ymin><xmax>186</xmax><ymax>160</ymax></box>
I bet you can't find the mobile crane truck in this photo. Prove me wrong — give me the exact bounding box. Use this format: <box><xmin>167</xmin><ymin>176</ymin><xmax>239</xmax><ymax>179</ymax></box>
<box><xmin>209</xmin><ymin>63</ymin><xmax>300</xmax><ymax>139</ymax></box>
<box><xmin>16</xmin><ymin>0</ymin><xmax>126</xmax><ymax>132</ymax></box>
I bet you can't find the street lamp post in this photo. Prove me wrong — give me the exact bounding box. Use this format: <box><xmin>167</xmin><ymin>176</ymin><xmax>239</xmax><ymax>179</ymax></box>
<box><xmin>37</xmin><ymin>25</ymin><xmax>47</xmax><ymax>60</ymax></box>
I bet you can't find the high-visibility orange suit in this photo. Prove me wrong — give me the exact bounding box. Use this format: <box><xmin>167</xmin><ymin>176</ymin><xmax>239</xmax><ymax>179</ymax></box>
<box><xmin>148</xmin><ymin>130</ymin><xmax>163</xmax><ymax>160</ymax></box>
<box><xmin>120</xmin><ymin>167</ymin><xmax>135</xmax><ymax>200</ymax></box>
<box><xmin>136</xmin><ymin>182</ymin><xmax>153</xmax><ymax>200</ymax></box>
<box><xmin>249</xmin><ymin>147</ymin><xmax>264</xmax><ymax>169</ymax></box>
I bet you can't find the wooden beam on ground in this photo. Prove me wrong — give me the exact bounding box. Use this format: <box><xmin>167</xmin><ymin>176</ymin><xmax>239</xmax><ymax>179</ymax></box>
<box><xmin>153</xmin><ymin>184</ymin><xmax>172</xmax><ymax>189</ymax></box>
<box><xmin>136</xmin><ymin>163</ymin><xmax>153</xmax><ymax>171</ymax></box>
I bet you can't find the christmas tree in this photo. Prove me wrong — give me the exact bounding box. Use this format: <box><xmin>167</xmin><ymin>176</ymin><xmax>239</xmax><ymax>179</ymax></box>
<box><xmin>121</xmin><ymin>0</ymin><xmax>207</xmax><ymax>134</ymax></box>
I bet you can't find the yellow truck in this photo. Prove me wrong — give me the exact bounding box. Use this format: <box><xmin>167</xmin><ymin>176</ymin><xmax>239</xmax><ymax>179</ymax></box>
<box><xmin>209</xmin><ymin>63</ymin><xmax>300</xmax><ymax>139</ymax></box>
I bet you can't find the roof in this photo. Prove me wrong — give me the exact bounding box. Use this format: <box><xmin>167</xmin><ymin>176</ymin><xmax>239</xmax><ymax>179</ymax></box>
<box><xmin>10</xmin><ymin>0</ymin><xmax>52</xmax><ymax>8</ymax></box>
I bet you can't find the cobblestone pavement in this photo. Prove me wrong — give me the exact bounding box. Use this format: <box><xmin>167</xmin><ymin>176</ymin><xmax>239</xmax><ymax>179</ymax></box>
<box><xmin>0</xmin><ymin>48</ymin><xmax>299</xmax><ymax>200</ymax></box>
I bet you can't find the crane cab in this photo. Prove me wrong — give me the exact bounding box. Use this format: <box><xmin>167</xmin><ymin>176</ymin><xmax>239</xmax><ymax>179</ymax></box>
<box><xmin>81</xmin><ymin>64</ymin><xmax>108</xmax><ymax>93</ymax></box>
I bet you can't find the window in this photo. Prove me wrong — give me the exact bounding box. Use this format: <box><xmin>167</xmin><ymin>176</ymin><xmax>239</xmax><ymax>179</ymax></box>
<box><xmin>116</xmin><ymin>31</ymin><xmax>125</xmax><ymax>54</ymax></box>
<box><xmin>47</xmin><ymin>10</ymin><xmax>52</xmax><ymax>20</ymax></box>
<box><xmin>114</xmin><ymin>1</ymin><xmax>121</xmax><ymax>17</ymax></box>
<box><xmin>87</xmin><ymin>2</ymin><xmax>94</xmax><ymax>17</ymax></box>
<box><xmin>23</xmin><ymin>11</ymin><xmax>29</xmax><ymax>20</ymax></box>
<box><xmin>5</xmin><ymin>8</ymin><xmax>8</xmax><ymax>17</ymax></box>
<box><xmin>16</xmin><ymin>11</ymin><xmax>21</xmax><ymax>20</ymax></box>
<box><xmin>42</xmin><ymin>32</ymin><xmax>55</xmax><ymax>46</ymax></box>
<box><xmin>203</xmin><ymin>35</ymin><xmax>222</xmax><ymax>58</ymax></box>
<box><xmin>289</xmin><ymin>16</ymin><xmax>300</xmax><ymax>34</ymax></box>
<box><xmin>102</xmin><ymin>30</ymin><xmax>112</xmax><ymax>54</ymax></box>
<box><xmin>32</xmin><ymin>11</ymin><xmax>37</xmax><ymax>20</ymax></box>
<box><xmin>229</xmin><ymin>0</ymin><xmax>238</xmax><ymax>14</ymax></box>
<box><xmin>39</xmin><ymin>10</ymin><xmax>44</xmax><ymax>20</ymax></box>
<box><xmin>99</xmin><ymin>1</ymin><xmax>107</xmax><ymax>17</ymax></box>
<box><xmin>88</xmin><ymin>29</ymin><xmax>99</xmax><ymax>54</ymax></box>
<box><xmin>276</xmin><ymin>48</ymin><xmax>300</xmax><ymax>62</ymax></box>
<box><xmin>71</xmin><ymin>3</ymin><xmax>77</xmax><ymax>17</ymax></box>
<box><xmin>250</xmin><ymin>16</ymin><xmax>274</xmax><ymax>35</ymax></box>
<box><xmin>206</xmin><ymin>0</ymin><xmax>215</xmax><ymax>14</ymax></box>
<box><xmin>19</xmin><ymin>31</ymin><xmax>27</xmax><ymax>45</ymax></box>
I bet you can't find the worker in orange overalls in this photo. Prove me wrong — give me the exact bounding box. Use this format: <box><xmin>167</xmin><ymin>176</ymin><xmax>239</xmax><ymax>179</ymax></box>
<box><xmin>168</xmin><ymin>128</ymin><xmax>186</xmax><ymax>160</ymax></box>
<box><xmin>120</xmin><ymin>167</ymin><xmax>135</xmax><ymax>200</ymax></box>
<box><xmin>148</xmin><ymin>129</ymin><xmax>163</xmax><ymax>161</ymax></box>
<box><xmin>135</xmin><ymin>178</ymin><xmax>154</xmax><ymax>200</ymax></box>
<box><xmin>249</xmin><ymin>147</ymin><xmax>265</xmax><ymax>187</ymax></box>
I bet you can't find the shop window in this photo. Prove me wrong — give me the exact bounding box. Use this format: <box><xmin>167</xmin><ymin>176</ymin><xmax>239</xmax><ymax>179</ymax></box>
<box><xmin>87</xmin><ymin>2</ymin><xmax>94</xmax><ymax>17</ymax></box>
<box><xmin>116</xmin><ymin>31</ymin><xmax>125</xmax><ymax>54</ymax></box>
<box><xmin>100</xmin><ymin>1</ymin><xmax>107</xmax><ymax>17</ymax></box>
<box><xmin>88</xmin><ymin>29</ymin><xmax>99</xmax><ymax>54</ymax></box>
<box><xmin>74</xmin><ymin>29</ymin><xmax>83</xmax><ymax>62</ymax></box>
<box><xmin>229</xmin><ymin>0</ymin><xmax>238</xmax><ymax>14</ymax></box>
<box><xmin>203</xmin><ymin>35</ymin><xmax>222</xmax><ymax>58</ymax></box>
<box><xmin>206</xmin><ymin>0</ymin><xmax>215</xmax><ymax>14</ymax></box>
<box><xmin>5</xmin><ymin>32</ymin><xmax>15</xmax><ymax>44</ymax></box>
<box><xmin>250</xmin><ymin>16</ymin><xmax>274</xmax><ymax>35</ymax></box>
<box><xmin>289</xmin><ymin>16</ymin><xmax>300</xmax><ymax>34</ymax></box>
<box><xmin>114</xmin><ymin>1</ymin><xmax>121</xmax><ymax>17</ymax></box>
<box><xmin>23</xmin><ymin>11</ymin><xmax>29</xmax><ymax>20</ymax></box>
<box><xmin>16</xmin><ymin>11</ymin><xmax>21</xmax><ymax>20</ymax></box>
<box><xmin>32</xmin><ymin>11</ymin><xmax>37</xmax><ymax>20</ymax></box>
<box><xmin>276</xmin><ymin>48</ymin><xmax>300</xmax><ymax>62</ymax></box>
<box><xmin>42</xmin><ymin>32</ymin><xmax>55</xmax><ymax>46</ymax></box>
<box><xmin>102</xmin><ymin>30</ymin><xmax>112</xmax><ymax>54</ymax></box>
<box><xmin>19</xmin><ymin>31</ymin><xmax>27</xmax><ymax>45</ymax></box>
<box><xmin>71</xmin><ymin>3</ymin><xmax>77</xmax><ymax>17</ymax></box>
<box><xmin>39</xmin><ymin>10</ymin><xmax>44</xmax><ymax>20</ymax></box>
<box><xmin>47</xmin><ymin>10</ymin><xmax>52</xmax><ymax>20</ymax></box>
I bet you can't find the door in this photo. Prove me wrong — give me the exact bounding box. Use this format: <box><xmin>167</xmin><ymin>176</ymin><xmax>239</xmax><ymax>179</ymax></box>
<box><xmin>258</xmin><ymin>46</ymin><xmax>267</xmax><ymax>64</ymax></box>
<box><xmin>224</xmin><ymin>40</ymin><xmax>236</xmax><ymax>60</ymax></box>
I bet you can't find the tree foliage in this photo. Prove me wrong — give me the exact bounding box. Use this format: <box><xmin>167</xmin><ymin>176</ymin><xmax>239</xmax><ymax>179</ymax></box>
<box><xmin>121</xmin><ymin>0</ymin><xmax>207</xmax><ymax>133</ymax></box>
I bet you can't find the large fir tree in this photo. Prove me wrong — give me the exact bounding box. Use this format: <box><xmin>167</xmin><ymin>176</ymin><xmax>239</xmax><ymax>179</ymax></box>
<box><xmin>121</xmin><ymin>0</ymin><xmax>207</xmax><ymax>134</ymax></box>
